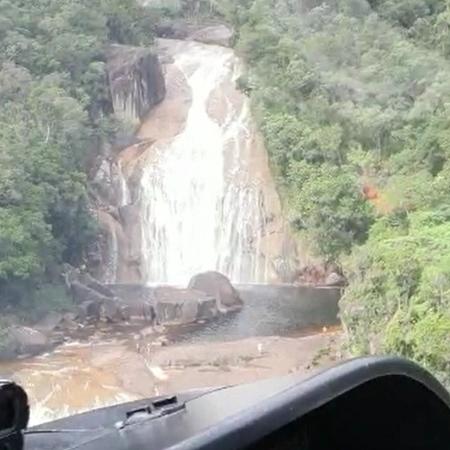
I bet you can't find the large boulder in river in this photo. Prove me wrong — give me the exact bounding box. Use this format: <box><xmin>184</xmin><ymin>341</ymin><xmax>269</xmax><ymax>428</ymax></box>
<box><xmin>153</xmin><ymin>287</ymin><xmax>218</xmax><ymax>325</ymax></box>
<box><xmin>188</xmin><ymin>272</ymin><xmax>243</xmax><ymax>312</ymax></box>
<box><xmin>106</xmin><ymin>44</ymin><xmax>166</xmax><ymax>125</ymax></box>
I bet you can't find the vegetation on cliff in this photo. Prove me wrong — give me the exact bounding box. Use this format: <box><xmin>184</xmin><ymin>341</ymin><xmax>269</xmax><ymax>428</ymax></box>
<box><xmin>0</xmin><ymin>0</ymin><xmax>154</xmax><ymax>316</ymax></box>
<box><xmin>213</xmin><ymin>0</ymin><xmax>450</xmax><ymax>384</ymax></box>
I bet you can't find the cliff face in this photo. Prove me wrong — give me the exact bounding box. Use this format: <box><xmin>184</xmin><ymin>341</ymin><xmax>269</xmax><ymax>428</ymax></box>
<box><xmin>91</xmin><ymin>26</ymin><xmax>299</xmax><ymax>285</ymax></box>
<box><xmin>106</xmin><ymin>44</ymin><xmax>166</xmax><ymax>125</ymax></box>
<box><xmin>115</xmin><ymin>38</ymin><xmax>299</xmax><ymax>284</ymax></box>
<box><xmin>87</xmin><ymin>45</ymin><xmax>166</xmax><ymax>283</ymax></box>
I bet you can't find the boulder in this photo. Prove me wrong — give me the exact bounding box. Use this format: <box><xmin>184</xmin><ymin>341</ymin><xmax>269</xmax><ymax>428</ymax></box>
<box><xmin>106</xmin><ymin>44</ymin><xmax>166</xmax><ymax>125</ymax></box>
<box><xmin>325</xmin><ymin>272</ymin><xmax>346</xmax><ymax>287</ymax></box>
<box><xmin>6</xmin><ymin>326</ymin><xmax>51</xmax><ymax>358</ymax></box>
<box><xmin>188</xmin><ymin>271</ymin><xmax>243</xmax><ymax>312</ymax></box>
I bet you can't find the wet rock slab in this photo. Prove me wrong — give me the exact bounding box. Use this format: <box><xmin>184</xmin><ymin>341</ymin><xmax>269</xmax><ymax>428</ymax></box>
<box><xmin>0</xmin><ymin>326</ymin><xmax>52</xmax><ymax>360</ymax></box>
<box><xmin>153</xmin><ymin>287</ymin><xmax>218</xmax><ymax>325</ymax></box>
<box><xmin>141</xmin><ymin>331</ymin><xmax>343</xmax><ymax>396</ymax></box>
<box><xmin>156</xmin><ymin>21</ymin><xmax>234</xmax><ymax>47</ymax></box>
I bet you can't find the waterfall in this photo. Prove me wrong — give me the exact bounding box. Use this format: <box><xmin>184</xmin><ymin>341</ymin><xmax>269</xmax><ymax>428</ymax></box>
<box><xmin>137</xmin><ymin>42</ymin><xmax>270</xmax><ymax>285</ymax></box>
<box><xmin>100</xmin><ymin>211</ymin><xmax>120</xmax><ymax>284</ymax></box>
<box><xmin>118</xmin><ymin>159</ymin><xmax>131</xmax><ymax>207</ymax></box>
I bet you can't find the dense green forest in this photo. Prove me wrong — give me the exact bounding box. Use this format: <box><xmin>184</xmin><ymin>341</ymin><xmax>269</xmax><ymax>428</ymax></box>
<box><xmin>214</xmin><ymin>0</ymin><xmax>450</xmax><ymax>384</ymax></box>
<box><xmin>0</xmin><ymin>0</ymin><xmax>154</xmax><ymax>318</ymax></box>
<box><xmin>3</xmin><ymin>0</ymin><xmax>450</xmax><ymax>384</ymax></box>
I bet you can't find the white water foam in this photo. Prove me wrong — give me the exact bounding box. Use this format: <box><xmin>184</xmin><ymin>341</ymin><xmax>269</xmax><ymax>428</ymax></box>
<box><xmin>138</xmin><ymin>43</ymin><xmax>269</xmax><ymax>285</ymax></box>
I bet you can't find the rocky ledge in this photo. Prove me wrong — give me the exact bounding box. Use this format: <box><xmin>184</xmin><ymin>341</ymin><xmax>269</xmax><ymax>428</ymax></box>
<box><xmin>0</xmin><ymin>270</ymin><xmax>244</xmax><ymax>360</ymax></box>
<box><xmin>155</xmin><ymin>21</ymin><xmax>234</xmax><ymax>47</ymax></box>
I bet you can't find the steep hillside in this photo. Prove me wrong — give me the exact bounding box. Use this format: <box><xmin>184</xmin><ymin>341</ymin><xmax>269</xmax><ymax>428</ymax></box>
<box><xmin>212</xmin><ymin>0</ymin><xmax>450</xmax><ymax>385</ymax></box>
<box><xmin>0</xmin><ymin>0</ymin><xmax>156</xmax><ymax>318</ymax></box>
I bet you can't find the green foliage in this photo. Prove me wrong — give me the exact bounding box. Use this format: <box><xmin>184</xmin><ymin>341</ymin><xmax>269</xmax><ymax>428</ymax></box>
<box><xmin>225</xmin><ymin>0</ymin><xmax>450</xmax><ymax>384</ymax></box>
<box><xmin>287</xmin><ymin>162</ymin><xmax>374</xmax><ymax>260</ymax></box>
<box><xmin>0</xmin><ymin>0</ymin><xmax>154</xmax><ymax>311</ymax></box>
<box><xmin>341</xmin><ymin>217</ymin><xmax>450</xmax><ymax>385</ymax></box>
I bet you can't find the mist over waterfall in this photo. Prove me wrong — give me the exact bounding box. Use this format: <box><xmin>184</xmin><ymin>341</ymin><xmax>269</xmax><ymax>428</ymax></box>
<box><xmin>138</xmin><ymin>43</ymin><xmax>269</xmax><ymax>285</ymax></box>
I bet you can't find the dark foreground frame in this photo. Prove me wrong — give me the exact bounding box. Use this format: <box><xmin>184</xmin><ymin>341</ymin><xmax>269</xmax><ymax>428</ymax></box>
<box><xmin>5</xmin><ymin>356</ymin><xmax>450</xmax><ymax>449</ymax></box>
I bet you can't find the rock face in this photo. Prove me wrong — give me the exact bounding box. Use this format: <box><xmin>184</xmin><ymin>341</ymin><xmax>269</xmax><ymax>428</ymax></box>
<box><xmin>106</xmin><ymin>44</ymin><xmax>166</xmax><ymax>126</ymax></box>
<box><xmin>95</xmin><ymin>210</ymin><xmax>141</xmax><ymax>284</ymax></box>
<box><xmin>156</xmin><ymin>21</ymin><xmax>234</xmax><ymax>47</ymax></box>
<box><xmin>188</xmin><ymin>272</ymin><xmax>243</xmax><ymax>312</ymax></box>
<box><xmin>115</xmin><ymin>39</ymin><xmax>299</xmax><ymax>285</ymax></box>
<box><xmin>89</xmin><ymin>44</ymin><xmax>167</xmax><ymax>283</ymax></box>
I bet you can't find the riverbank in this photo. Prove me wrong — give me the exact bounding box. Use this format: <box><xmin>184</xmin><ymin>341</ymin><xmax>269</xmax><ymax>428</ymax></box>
<box><xmin>0</xmin><ymin>282</ymin><xmax>341</xmax><ymax>361</ymax></box>
<box><xmin>1</xmin><ymin>327</ymin><xmax>342</xmax><ymax>426</ymax></box>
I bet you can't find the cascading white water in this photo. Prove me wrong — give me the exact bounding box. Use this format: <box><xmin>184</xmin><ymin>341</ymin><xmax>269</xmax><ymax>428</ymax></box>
<box><xmin>101</xmin><ymin>161</ymin><xmax>130</xmax><ymax>284</ymax></box>
<box><xmin>117</xmin><ymin>159</ymin><xmax>131</xmax><ymax>208</ymax></box>
<box><xmin>103</xmin><ymin>221</ymin><xmax>119</xmax><ymax>284</ymax></box>
<box><xmin>138</xmin><ymin>43</ymin><xmax>269</xmax><ymax>285</ymax></box>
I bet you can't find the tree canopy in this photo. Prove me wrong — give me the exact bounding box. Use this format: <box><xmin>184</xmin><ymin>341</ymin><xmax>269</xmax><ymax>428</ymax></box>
<box><xmin>217</xmin><ymin>0</ymin><xmax>450</xmax><ymax>385</ymax></box>
<box><xmin>0</xmin><ymin>0</ymin><xmax>154</xmax><ymax>313</ymax></box>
